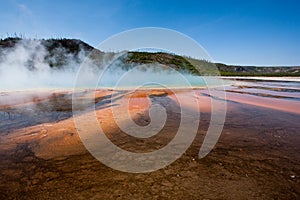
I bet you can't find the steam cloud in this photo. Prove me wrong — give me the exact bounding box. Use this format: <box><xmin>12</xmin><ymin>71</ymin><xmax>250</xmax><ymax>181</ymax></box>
<box><xmin>0</xmin><ymin>39</ymin><xmax>205</xmax><ymax>91</ymax></box>
<box><xmin>0</xmin><ymin>39</ymin><xmax>92</xmax><ymax>90</ymax></box>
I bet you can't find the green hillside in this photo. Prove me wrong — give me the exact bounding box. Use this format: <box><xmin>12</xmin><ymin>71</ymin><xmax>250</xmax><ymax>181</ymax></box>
<box><xmin>1</xmin><ymin>37</ymin><xmax>299</xmax><ymax>76</ymax></box>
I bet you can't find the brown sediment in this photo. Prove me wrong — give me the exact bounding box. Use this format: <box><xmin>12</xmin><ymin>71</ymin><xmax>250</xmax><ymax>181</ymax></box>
<box><xmin>0</xmin><ymin>87</ymin><xmax>299</xmax><ymax>199</ymax></box>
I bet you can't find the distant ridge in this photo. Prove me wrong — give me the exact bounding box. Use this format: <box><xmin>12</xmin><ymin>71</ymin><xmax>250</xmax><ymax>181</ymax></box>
<box><xmin>0</xmin><ymin>37</ymin><xmax>299</xmax><ymax>76</ymax></box>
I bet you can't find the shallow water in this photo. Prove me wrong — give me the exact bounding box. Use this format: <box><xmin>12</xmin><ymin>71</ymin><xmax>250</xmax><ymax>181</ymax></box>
<box><xmin>227</xmin><ymin>79</ymin><xmax>300</xmax><ymax>98</ymax></box>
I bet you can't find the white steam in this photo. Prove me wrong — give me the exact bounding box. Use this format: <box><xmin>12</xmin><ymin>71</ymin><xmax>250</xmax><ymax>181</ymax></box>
<box><xmin>0</xmin><ymin>40</ymin><xmax>97</xmax><ymax>90</ymax></box>
<box><xmin>0</xmin><ymin>39</ymin><xmax>206</xmax><ymax>91</ymax></box>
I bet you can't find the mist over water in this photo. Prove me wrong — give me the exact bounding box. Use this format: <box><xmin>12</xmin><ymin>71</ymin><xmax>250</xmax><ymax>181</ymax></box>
<box><xmin>96</xmin><ymin>63</ymin><xmax>207</xmax><ymax>89</ymax></box>
<box><xmin>0</xmin><ymin>40</ymin><xmax>208</xmax><ymax>91</ymax></box>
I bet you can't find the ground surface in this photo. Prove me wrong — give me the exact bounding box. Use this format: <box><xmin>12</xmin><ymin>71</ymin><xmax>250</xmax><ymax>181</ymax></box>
<box><xmin>0</xmin><ymin>80</ymin><xmax>299</xmax><ymax>199</ymax></box>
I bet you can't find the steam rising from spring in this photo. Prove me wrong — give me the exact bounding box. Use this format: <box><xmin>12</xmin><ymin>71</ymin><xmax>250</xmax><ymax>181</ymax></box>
<box><xmin>0</xmin><ymin>39</ymin><xmax>207</xmax><ymax>91</ymax></box>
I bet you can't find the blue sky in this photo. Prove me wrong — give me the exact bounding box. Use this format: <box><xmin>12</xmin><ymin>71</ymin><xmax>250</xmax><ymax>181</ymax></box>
<box><xmin>0</xmin><ymin>0</ymin><xmax>300</xmax><ymax>66</ymax></box>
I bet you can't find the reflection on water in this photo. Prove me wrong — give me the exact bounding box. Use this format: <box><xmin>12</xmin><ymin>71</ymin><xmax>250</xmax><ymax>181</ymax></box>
<box><xmin>227</xmin><ymin>79</ymin><xmax>300</xmax><ymax>98</ymax></box>
<box><xmin>223</xmin><ymin>78</ymin><xmax>300</xmax><ymax>114</ymax></box>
